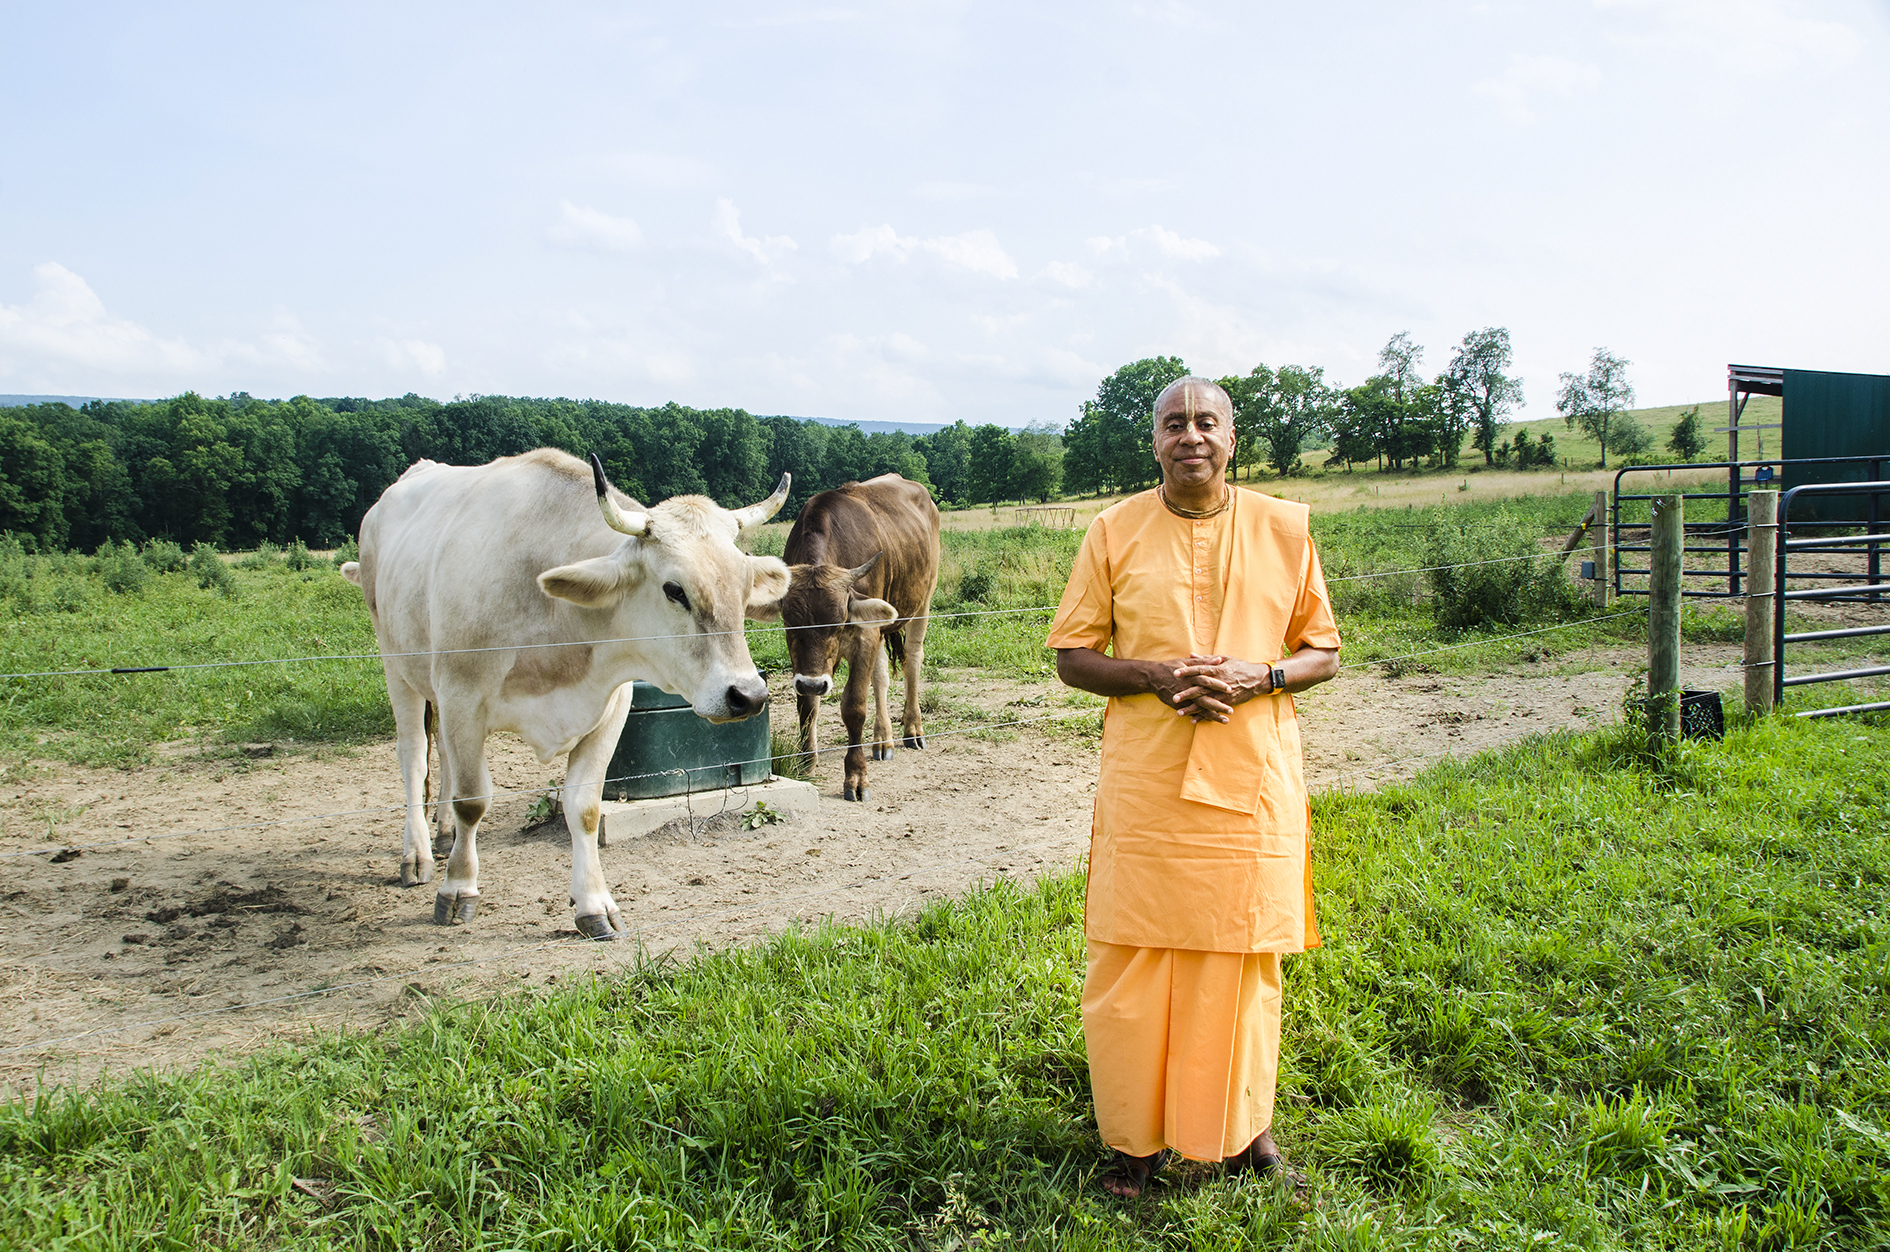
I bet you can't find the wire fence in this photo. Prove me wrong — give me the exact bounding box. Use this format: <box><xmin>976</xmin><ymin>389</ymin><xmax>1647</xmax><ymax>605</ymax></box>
<box><xmin>1</xmin><ymin>539</ymin><xmax>1652</xmax><ymax>1062</ymax></box>
<box><xmin>0</xmin><ymin>544</ymin><xmax>1603</xmax><ymax>682</ymax></box>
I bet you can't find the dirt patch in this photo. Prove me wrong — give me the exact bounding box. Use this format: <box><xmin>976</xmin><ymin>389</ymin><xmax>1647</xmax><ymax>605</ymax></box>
<box><xmin>0</xmin><ymin>647</ymin><xmax>1746</xmax><ymax>1092</ymax></box>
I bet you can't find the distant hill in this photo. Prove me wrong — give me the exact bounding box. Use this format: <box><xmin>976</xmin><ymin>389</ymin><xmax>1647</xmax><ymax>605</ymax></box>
<box><xmin>766</xmin><ymin>415</ymin><xmax>1037</xmax><ymax>436</ymax></box>
<box><xmin>1</xmin><ymin>394</ymin><xmax>153</xmax><ymax>408</ymax></box>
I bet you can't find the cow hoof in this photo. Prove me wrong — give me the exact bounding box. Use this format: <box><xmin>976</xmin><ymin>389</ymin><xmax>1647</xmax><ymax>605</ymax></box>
<box><xmin>399</xmin><ymin>859</ymin><xmax>420</xmax><ymax>887</ymax></box>
<box><xmin>842</xmin><ymin>785</ymin><xmax>869</xmax><ymax>802</ymax></box>
<box><xmin>575</xmin><ymin>913</ymin><xmax>620</xmax><ymax>941</ymax></box>
<box><xmin>904</xmin><ymin>735</ymin><xmax>924</xmax><ymax>750</ymax></box>
<box><xmin>872</xmin><ymin>745</ymin><xmax>892</xmax><ymax>761</ymax></box>
<box><xmin>433</xmin><ymin>893</ymin><xmax>477</xmax><ymax>925</ymax></box>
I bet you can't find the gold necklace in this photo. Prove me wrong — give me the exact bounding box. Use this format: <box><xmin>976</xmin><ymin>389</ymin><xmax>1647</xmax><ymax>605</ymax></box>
<box><xmin>1158</xmin><ymin>483</ymin><xmax>1232</xmax><ymax>520</ymax></box>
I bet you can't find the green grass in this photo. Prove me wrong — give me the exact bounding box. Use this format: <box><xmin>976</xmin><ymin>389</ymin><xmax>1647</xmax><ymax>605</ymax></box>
<box><xmin>4</xmin><ymin>713</ymin><xmax>1887</xmax><ymax>1248</ymax></box>
<box><xmin>0</xmin><ymin>554</ymin><xmax>389</xmax><ymax>768</ymax></box>
<box><xmin>15</xmin><ymin>484</ymin><xmax>1874</xmax><ymax>765</ymax></box>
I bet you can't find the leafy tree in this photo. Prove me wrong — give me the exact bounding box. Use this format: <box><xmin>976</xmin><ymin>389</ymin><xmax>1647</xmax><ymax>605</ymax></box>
<box><xmin>1258</xmin><ymin>365</ymin><xmax>1333</xmax><ymax>477</ymax></box>
<box><xmin>1558</xmin><ymin>348</ymin><xmax>1637</xmax><ymax>468</ymax></box>
<box><xmin>1667</xmin><ymin>405</ymin><xmax>1706</xmax><ymax>462</ymax></box>
<box><xmin>1062</xmin><ymin>356</ymin><xmax>1190</xmax><ymax>494</ymax></box>
<box><xmin>964</xmin><ymin>425</ymin><xmax>1016</xmax><ymax>503</ymax></box>
<box><xmin>914</xmin><ymin>422</ymin><xmax>973</xmax><ymax>504</ymax></box>
<box><xmin>1009</xmin><ymin>422</ymin><xmax>1064</xmax><ymax>502</ymax></box>
<box><xmin>0</xmin><ymin>414</ymin><xmax>69</xmax><ymax>547</ymax></box>
<box><xmin>1218</xmin><ymin>367</ymin><xmax>1274</xmax><ymax>481</ymax></box>
<box><xmin>1444</xmin><ymin>328</ymin><xmax>1525</xmax><ymax>466</ymax></box>
<box><xmin>1364</xmin><ymin>333</ymin><xmax>1433</xmax><ymax>470</ymax></box>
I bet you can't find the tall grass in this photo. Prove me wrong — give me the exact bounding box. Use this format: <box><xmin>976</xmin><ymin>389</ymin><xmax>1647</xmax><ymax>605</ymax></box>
<box><xmin>3</xmin><ymin>713</ymin><xmax>1886</xmax><ymax>1247</ymax></box>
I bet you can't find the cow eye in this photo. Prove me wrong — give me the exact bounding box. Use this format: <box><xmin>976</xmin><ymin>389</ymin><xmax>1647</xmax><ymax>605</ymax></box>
<box><xmin>663</xmin><ymin>582</ymin><xmax>690</xmax><ymax>610</ymax></box>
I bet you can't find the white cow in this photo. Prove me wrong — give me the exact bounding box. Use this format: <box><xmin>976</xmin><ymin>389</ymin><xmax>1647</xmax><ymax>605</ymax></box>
<box><xmin>342</xmin><ymin>449</ymin><xmax>789</xmax><ymax>939</ymax></box>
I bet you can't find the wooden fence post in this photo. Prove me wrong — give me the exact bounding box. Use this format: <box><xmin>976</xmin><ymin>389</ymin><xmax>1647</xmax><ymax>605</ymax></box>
<box><xmin>1648</xmin><ymin>493</ymin><xmax>1683</xmax><ymax>745</ymax></box>
<box><xmin>1744</xmin><ymin>490</ymin><xmax>1779</xmax><ymax>714</ymax></box>
<box><xmin>1592</xmin><ymin>488</ymin><xmax>1612</xmax><ymax>607</ymax></box>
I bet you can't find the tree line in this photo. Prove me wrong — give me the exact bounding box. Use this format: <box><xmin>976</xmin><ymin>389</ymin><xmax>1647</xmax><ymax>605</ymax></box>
<box><xmin>0</xmin><ymin>392</ymin><xmax>1069</xmax><ymax>553</ymax></box>
<box><xmin>1062</xmin><ymin>329</ymin><xmax>1541</xmax><ymax>494</ymax></box>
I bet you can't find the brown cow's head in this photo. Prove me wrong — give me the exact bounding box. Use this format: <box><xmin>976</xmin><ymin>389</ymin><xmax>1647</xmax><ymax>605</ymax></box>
<box><xmin>761</xmin><ymin>552</ymin><xmax>895</xmax><ymax>697</ymax></box>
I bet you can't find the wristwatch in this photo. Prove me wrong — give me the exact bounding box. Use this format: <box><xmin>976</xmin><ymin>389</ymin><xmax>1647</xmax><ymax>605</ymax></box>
<box><xmin>1269</xmin><ymin>665</ymin><xmax>1287</xmax><ymax>695</ymax></box>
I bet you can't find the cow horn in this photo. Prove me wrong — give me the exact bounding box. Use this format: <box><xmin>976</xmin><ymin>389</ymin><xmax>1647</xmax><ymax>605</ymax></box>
<box><xmin>590</xmin><ymin>454</ymin><xmax>650</xmax><ymax>537</ymax></box>
<box><xmin>845</xmin><ymin>551</ymin><xmax>883</xmax><ymax>584</ymax></box>
<box><xmin>731</xmin><ymin>473</ymin><xmax>792</xmax><ymax>533</ymax></box>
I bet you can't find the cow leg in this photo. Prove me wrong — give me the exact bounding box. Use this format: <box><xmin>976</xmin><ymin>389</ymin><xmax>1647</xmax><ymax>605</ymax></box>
<box><xmin>796</xmin><ymin>688</ymin><xmax>820</xmax><ymax>778</ymax></box>
<box><xmin>387</xmin><ymin>677</ymin><xmax>436</xmax><ymax>886</ymax></box>
<box><xmin>870</xmin><ymin>639</ymin><xmax>894</xmax><ymax>762</ymax></box>
<box><xmin>562</xmin><ymin>683</ymin><xmax>635</xmax><ymax>940</ymax></box>
<box><xmin>902</xmin><ymin>613</ymin><xmax>929</xmax><ymax>749</ymax></box>
<box><xmin>840</xmin><ymin>646</ymin><xmax>872</xmax><ymax>802</ymax></box>
<box><xmin>433</xmin><ymin>715</ymin><xmax>491</xmax><ymax>925</ymax></box>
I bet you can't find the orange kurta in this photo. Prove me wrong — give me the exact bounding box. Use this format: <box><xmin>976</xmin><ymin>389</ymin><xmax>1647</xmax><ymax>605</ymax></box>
<box><xmin>1047</xmin><ymin>487</ymin><xmax>1341</xmax><ymax>954</ymax></box>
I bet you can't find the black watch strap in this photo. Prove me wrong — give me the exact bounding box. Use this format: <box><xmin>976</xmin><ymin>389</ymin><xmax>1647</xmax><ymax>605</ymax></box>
<box><xmin>1270</xmin><ymin>665</ymin><xmax>1287</xmax><ymax>694</ymax></box>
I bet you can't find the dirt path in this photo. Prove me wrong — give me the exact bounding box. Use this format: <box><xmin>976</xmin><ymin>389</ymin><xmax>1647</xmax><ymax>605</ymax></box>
<box><xmin>0</xmin><ymin>645</ymin><xmax>1745</xmax><ymax>1093</ymax></box>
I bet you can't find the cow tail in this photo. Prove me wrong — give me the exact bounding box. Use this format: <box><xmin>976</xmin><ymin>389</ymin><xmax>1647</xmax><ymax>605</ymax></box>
<box><xmin>422</xmin><ymin>700</ymin><xmax>437</xmax><ymax>808</ymax></box>
<box><xmin>885</xmin><ymin>623</ymin><xmax>906</xmax><ymax>676</ymax></box>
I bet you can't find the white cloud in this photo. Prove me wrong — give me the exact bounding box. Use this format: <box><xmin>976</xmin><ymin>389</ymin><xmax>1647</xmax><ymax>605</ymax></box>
<box><xmin>548</xmin><ymin>200</ymin><xmax>644</xmax><ymax>252</ymax></box>
<box><xmin>380</xmin><ymin>338</ymin><xmax>447</xmax><ymax>375</ymax></box>
<box><xmin>1085</xmin><ymin>226</ymin><xmax>1221</xmax><ymax>260</ymax></box>
<box><xmin>911</xmin><ymin>180</ymin><xmax>1005</xmax><ymax>201</ymax></box>
<box><xmin>1036</xmin><ymin>261</ymin><xmax>1095</xmax><ymax>289</ymax></box>
<box><xmin>923</xmin><ymin>230</ymin><xmax>1018</xmax><ymax>279</ymax></box>
<box><xmin>1472</xmin><ymin>53</ymin><xmax>1602</xmax><ymax>125</ymax></box>
<box><xmin>0</xmin><ymin>262</ymin><xmax>204</xmax><ymax>380</ymax></box>
<box><xmin>715</xmin><ymin>199</ymin><xmax>798</xmax><ymax>269</ymax></box>
<box><xmin>1595</xmin><ymin>0</ymin><xmax>1862</xmax><ymax>71</ymax></box>
<box><xmin>830</xmin><ymin>224</ymin><xmax>1017</xmax><ymax>278</ymax></box>
<box><xmin>832</xmin><ymin>224</ymin><xmax>913</xmax><ymax>264</ymax></box>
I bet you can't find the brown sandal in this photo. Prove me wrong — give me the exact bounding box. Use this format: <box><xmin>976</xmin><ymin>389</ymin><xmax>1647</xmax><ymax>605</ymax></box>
<box><xmin>1098</xmin><ymin>1149</ymin><xmax>1169</xmax><ymax>1199</ymax></box>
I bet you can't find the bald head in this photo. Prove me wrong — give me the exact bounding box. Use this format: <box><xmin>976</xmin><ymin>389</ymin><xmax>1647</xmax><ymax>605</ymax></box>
<box><xmin>1153</xmin><ymin>376</ymin><xmax>1233</xmax><ymax>422</ymax></box>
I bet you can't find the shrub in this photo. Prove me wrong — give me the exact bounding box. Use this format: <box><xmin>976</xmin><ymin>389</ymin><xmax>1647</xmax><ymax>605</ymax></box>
<box><xmin>188</xmin><ymin>543</ymin><xmax>238</xmax><ymax>597</ymax></box>
<box><xmin>331</xmin><ymin>537</ymin><xmax>360</xmax><ymax>568</ymax></box>
<box><xmin>236</xmin><ymin>541</ymin><xmax>280</xmax><ymax>570</ymax></box>
<box><xmin>95</xmin><ymin>541</ymin><xmax>147</xmax><ymax>595</ymax></box>
<box><xmin>1426</xmin><ymin>510</ymin><xmax>1578</xmax><ymax>631</ymax></box>
<box><xmin>142</xmin><ymin>539</ymin><xmax>186</xmax><ymax>573</ymax></box>
<box><xmin>956</xmin><ymin>569</ymin><xmax>995</xmax><ymax>603</ymax></box>
<box><xmin>1609</xmin><ymin>415</ymin><xmax>1653</xmax><ymax>463</ymax></box>
<box><xmin>1667</xmin><ymin>405</ymin><xmax>1706</xmax><ymax>462</ymax></box>
<box><xmin>284</xmin><ymin>539</ymin><xmax>318</xmax><ymax>571</ymax></box>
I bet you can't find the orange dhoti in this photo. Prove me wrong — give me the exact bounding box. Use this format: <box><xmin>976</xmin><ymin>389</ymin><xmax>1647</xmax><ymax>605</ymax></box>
<box><xmin>1048</xmin><ymin>488</ymin><xmax>1341</xmax><ymax>1162</ymax></box>
<box><xmin>1083</xmin><ymin>940</ymin><xmax>1282</xmax><ymax>1160</ymax></box>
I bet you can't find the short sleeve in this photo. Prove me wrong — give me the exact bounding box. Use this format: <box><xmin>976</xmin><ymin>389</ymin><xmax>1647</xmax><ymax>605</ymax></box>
<box><xmin>1046</xmin><ymin>517</ymin><xmax>1114</xmax><ymax>651</ymax></box>
<box><xmin>1286</xmin><ymin>536</ymin><xmax>1341</xmax><ymax>652</ymax></box>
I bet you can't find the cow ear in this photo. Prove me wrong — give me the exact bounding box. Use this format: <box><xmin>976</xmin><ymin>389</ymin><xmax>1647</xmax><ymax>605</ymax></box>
<box><xmin>847</xmin><ymin>596</ymin><xmax>897</xmax><ymax>627</ymax></box>
<box><xmin>538</xmin><ymin>551</ymin><xmax>637</xmax><ymax>607</ymax></box>
<box><xmin>744</xmin><ymin>556</ymin><xmax>790</xmax><ymax>621</ymax></box>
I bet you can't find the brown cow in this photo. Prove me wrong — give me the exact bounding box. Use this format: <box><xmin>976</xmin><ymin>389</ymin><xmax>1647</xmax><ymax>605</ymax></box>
<box><xmin>762</xmin><ymin>474</ymin><xmax>941</xmax><ymax>802</ymax></box>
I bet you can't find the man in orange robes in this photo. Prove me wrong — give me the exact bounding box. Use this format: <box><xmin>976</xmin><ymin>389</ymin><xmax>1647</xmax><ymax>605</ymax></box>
<box><xmin>1047</xmin><ymin>375</ymin><xmax>1341</xmax><ymax>1197</ymax></box>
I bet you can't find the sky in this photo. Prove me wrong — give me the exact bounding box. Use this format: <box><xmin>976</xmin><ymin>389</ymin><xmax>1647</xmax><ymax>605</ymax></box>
<box><xmin>2</xmin><ymin>0</ymin><xmax>1887</xmax><ymax>428</ymax></box>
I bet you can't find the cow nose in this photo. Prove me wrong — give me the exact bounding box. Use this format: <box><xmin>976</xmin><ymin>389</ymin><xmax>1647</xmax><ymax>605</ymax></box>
<box><xmin>725</xmin><ymin>676</ymin><xmax>766</xmax><ymax>719</ymax></box>
<box><xmin>795</xmin><ymin>675</ymin><xmax>831</xmax><ymax>697</ymax></box>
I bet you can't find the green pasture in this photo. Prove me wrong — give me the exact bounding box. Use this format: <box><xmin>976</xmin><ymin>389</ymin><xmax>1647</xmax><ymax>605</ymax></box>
<box><xmin>4</xmin><ymin>712</ymin><xmax>1887</xmax><ymax>1248</ymax></box>
<box><xmin>8</xmin><ymin>485</ymin><xmax>1874</xmax><ymax>769</ymax></box>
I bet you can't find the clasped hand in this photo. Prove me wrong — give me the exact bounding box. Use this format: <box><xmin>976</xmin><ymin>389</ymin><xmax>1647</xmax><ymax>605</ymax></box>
<box><xmin>1154</xmin><ymin>653</ymin><xmax>1271</xmax><ymax>723</ymax></box>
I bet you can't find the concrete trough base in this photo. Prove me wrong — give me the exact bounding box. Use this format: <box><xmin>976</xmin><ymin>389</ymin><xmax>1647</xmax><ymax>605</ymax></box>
<box><xmin>596</xmin><ymin>775</ymin><xmax>820</xmax><ymax>843</ymax></box>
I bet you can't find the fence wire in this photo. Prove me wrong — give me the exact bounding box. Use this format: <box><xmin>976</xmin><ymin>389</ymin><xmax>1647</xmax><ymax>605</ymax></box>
<box><xmin>0</xmin><ymin>544</ymin><xmax>1601</xmax><ymax>682</ymax></box>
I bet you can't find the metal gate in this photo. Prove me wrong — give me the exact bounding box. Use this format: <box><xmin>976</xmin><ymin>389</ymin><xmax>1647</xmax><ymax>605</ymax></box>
<box><xmin>1612</xmin><ymin>454</ymin><xmax>1888</xmax><ymax>598</ymax></box>
<box><xmin>1773</xmin><ymin>480</ymin><xmax>1890</xmax><ymax>718</ymax></box>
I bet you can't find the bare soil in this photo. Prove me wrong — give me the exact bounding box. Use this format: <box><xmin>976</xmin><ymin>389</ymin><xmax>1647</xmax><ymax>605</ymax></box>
<box><xmin>0</xmin><ymin>644</ymin><xmax>1751</xmax><ymax>1092</ymax></box>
